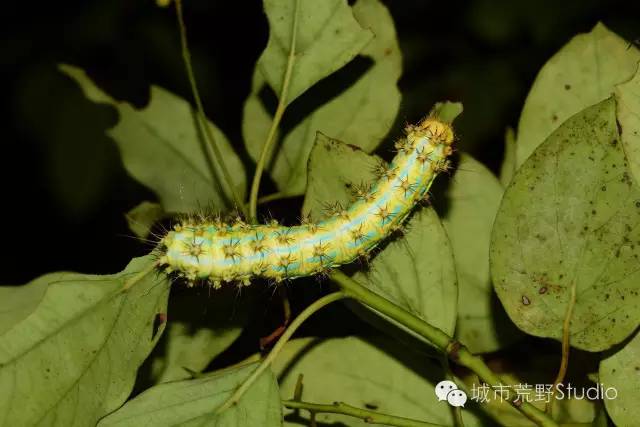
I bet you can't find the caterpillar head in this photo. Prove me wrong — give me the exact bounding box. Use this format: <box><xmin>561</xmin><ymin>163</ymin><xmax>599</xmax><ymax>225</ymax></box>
<box><xmin>418</xmin><ymin>117</ymin><xmax>455</xmax><ymax>147</ymax></box>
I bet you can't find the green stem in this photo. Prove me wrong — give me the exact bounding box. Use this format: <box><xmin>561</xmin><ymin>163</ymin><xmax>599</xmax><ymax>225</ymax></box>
<box><xmin>175</xmin><ymin>0</ymin><xmax>247</xmax><ymax>216</ymax></box>
<box><xmin>441</xmin><ymin>357</ymin><xmax>465</xmax><ymax>427</ymax></box>
<box><xmin>547</xmin><ymin>281</ymin><xmax>576</xmax><ymax>414</ymax></box>
<box><xmin>283</xmin><ymin>400</ymin><xmax>445</xmax><ymax>427</ymax></box>
<box><xmin>215</xmin><ymin>291</ymin><xmax>346</xmax><ymax>412</ymax></box>
<box><xmin>248</xmin><ymin>0</ymin><xmax>300</xmax><ymax>223</ymax></box>
<box><xmin>242</xmin><ymin>192</ymin><xmax>295</xmax><ymax>217</ymax></box>
<box><xmin>329</xmin><ymin>270</ymin><xmax>559</xmax><ymax>427</ymax></box>
<box><xmin>258</xmin><ymin>191</ymin><xmax>290</xmax><ymax>205</ymax></box>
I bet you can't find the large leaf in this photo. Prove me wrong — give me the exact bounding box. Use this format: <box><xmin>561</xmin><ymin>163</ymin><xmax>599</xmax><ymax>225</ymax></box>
<box><xmin>441</xmin><ymin>154</ymin><xmax>521</xmax><ymax>353</ymax></box>
<box><xmin>0</xmin><ymin>279</ymin><xmax>48</xmax><ymax>335</ymax></box>
<box><xmin>244</xmin><ymin>0</ymin><xmax>400</xmax><ymax>196</ymax></box>
<box><xmin>515</xmin><ymin>23</ymin><xmax>640</xmax><ymax>167</ymax></box>
<box><xmin>98</xmin><ymin>362</ymin><xmax>282</xmax><ymax>427</ymax></box>
<box><xmin>616</xmin><ymin>67</ymin><xmax>640</xmax><ymax>185</ymax></box>
<box><xmin>274</xmin><ymin>337</ymin><xmax>484</xmax><ymax>427</ymax></box>
<box><xmin>302</xmin><ymin>134</ymin><xmax>457</xmax><ymax>337</ymax></box>
<box><xmin>254</xmin><ymin>0</ymin><xmax>372</xmax><ymax>106</ymax></box>
<box><xmin>599</xmin><ymin>330</ymin><xmax>640</xmax><ymax>426</ymax></box>
<box><xmin>0</xmin><ymin>256</ymin><xmax>170</xmax><ymax>426</ymax></box>
<box><xmin>59</xmin><ymin>64</ymin><xmax>246</xmax><ymax>213</ymax></box>
<box><xmin>491</xmin><ymin>98</ymin><xmax>640</xmax><ymax>351</ymax></box>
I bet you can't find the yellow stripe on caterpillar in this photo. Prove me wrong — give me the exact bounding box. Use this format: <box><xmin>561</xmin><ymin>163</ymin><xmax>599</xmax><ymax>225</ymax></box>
<box><xmin>158</xmin><ymin>115</ymin><xmax>454</xmax><ymax>287</ymax></box>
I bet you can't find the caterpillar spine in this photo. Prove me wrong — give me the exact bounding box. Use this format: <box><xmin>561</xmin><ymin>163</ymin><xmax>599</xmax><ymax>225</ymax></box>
<box><xmin>158</xmin><ymin>117</ymin><xmax>454</xmax><ymax>287</ymax></box>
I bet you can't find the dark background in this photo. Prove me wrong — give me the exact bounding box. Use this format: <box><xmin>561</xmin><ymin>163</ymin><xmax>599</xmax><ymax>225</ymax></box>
<box><xmin>2</xmin><ymin>0</ymin><xmax>639</xmax><ymax>383</ymax></box>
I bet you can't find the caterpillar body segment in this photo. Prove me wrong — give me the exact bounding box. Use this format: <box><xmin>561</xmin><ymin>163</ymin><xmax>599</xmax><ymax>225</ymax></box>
<box><xmin>158</xmin><ymin>117</ymin><xmax>454</xmax><ymax>287</ymax></box>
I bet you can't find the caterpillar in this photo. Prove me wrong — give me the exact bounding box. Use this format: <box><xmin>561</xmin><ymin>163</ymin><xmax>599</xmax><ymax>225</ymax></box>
<box><xmin>157</xmin><ymin>116</ymin><xmax>454</xmax><ymax>288</ymax></box>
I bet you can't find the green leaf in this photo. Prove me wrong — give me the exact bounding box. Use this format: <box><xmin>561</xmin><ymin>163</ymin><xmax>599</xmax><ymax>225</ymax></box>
<box><xmin>301</xmin><ymin>132</ymin><xmax>381</xmax><ymax>222</ymax></box>
<box><xmin>98</xmin><ymin>362</ymin><xmax>282</xmax><ymax>427</ymax></box>
<box><xmin>354</xmin><ymin>209</ymin><xmax>458</xmax><ymax>336</ymax></box>
<box><xmin>302</xmin><ymin>134</ymin><xmax>457</xmax><ymax>337</ymax></box>
<box><xmin>599</xmin><ymin>330</ymin><xmax>640</xmax><ymax>426</ymax></box>
<box><xmin>500</xmin><ymin>127</ymin><xmax>517</xmax><ymax>187</ymax></box>
<box><xmin>59</xmin><ymin>64</ymin><xmax>246</xmax><ymax>213</ymax></box>
<box><xmin>441</xmin><ymin>153</ymin><xmax>521</xmax><ymax>353</ymax></box>
<box><xmin>149</xmin><ymin>287</ymin><xmax>254</xmax><ymax>384</ymax></box>
<box><xmin>490</xmin><ymin>98</ymin><xmax>640</xmax><ymax>351</ymax></box>
<box><xmin>460</xmin><ymin>353</ymin><xmax>598</xmax><ymax>426</ymax></box>
<box><xmin>0</xmin><ymin>279</ymin><xmax>48</xmax><ymax>335</ymax></box>
<box><xmin>429</xmin><ymin>101</ymin><xmax>464</xmax><ymax>123</ymax></box>
<box><xmin>616</xmin><ymin>66</ymin><xmax>640</xmax><ymax>186</ymax></box>
<box><xmin>244</xmin><ymin>0</ymin><xmax>400</xmax><ymax>196</ymax></box>
<box><xmin>0</xmin><ymin>256</ymin><xmax>170</xmax><ymax>426</ymax></box>
<box><xmin>274</xmin><ymin>337</ymin><xmax>483</xmax><ymax>427</ymax></box>
<box><xmin>125</xmin><ymin>201</ymin><xmax>165</xmax><ymax>239</ymax></box>
<box><xmin>256</xmin><ymin>0</ymin><xmax>372</xmax><ymax>106</ymax></box>
<box><xmin>515</xmin><ymin>23</ymin><xmax>640</xmax><ymax>167</ymax></box>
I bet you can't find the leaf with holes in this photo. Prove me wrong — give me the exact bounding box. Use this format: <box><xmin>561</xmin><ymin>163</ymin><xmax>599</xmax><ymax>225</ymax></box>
<box><xmin>59</xmin><ymin>64</ymin><xmax>246</xmax><ymax>213</ymax></box>
<box><xmin>244</xmin><ymin>0</ymin><xmax>400</xmax><ymax>196</ymax></box>
<box><xmin>491</xmin><ymin>97</ymin><xmax>640</xmax><ymax>351</ymax></box>
<box><xmin>0</xmin><ymin>256</ymin><xmax>170</xmax><ymax>426</ymax></box>
<box><xmin>515</xmin><ymin>23</ymin><xmax>640</xmax><ymax>167</ymax></box>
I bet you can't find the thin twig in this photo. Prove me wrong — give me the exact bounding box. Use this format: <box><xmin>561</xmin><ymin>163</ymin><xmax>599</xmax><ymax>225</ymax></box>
<box><xmin>215</xmin><ymin>291</ymin><xmax>347</xmax><ymax>413</ymax></box>
<box><xmin>258</xmin><ymin>191</ymin><xmax>291</xmax><ymax>205</ymax></box>
<box><xmin>441</xmin><ymin>357</ymin><xmax>465</xmax><ymax>427</ymax></box>
<box><xmin>248</xmin><ymin>0</ymin><xmax>300</xmax><ymax>222</ymax></box>
<box><xmin>175</xmin><ymin>0</ymin><xmax>247</xmax><ymax>216</ymax></box>
<box><xmin>283</xmin><ymin>400</ymin><xmax>446</xmax><ymax>427</ymax></box>
<box><xmin>547</xmin><ymin>281</ymin><xmax>576</xmax><ymax>414</ymax></box>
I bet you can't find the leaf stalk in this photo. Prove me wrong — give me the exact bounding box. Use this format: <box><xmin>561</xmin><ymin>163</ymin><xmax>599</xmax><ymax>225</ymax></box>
<box><xmin>329</xmin><ymin>270</ymin><xmax>559</xmax><ymax>427</ymax></box>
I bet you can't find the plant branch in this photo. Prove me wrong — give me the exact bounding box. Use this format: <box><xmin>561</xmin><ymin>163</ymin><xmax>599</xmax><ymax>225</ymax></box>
<box><xmin>329</xmin><ymin>270</ymin><xmax>559</xmax><ymax>427</ymax></box>
<box><xmin>283</xmin><ymin>400</ymin><xmax>446</xmax><ymax>427</ymax></box>
<box><xmin>548</xmin><ymin>281</ymin><xmax>576</xmax><ymax>413</ymax></box>
<box><xmin>175</xmin><ymin>0</ymin><xmax>247</xmax><ymax>216</ymax></box>
<box><xmin>248</xmin><ymin>0</ymin><xmax>300</xmax><ymax>222</ymax></box>
<box><xmin>258</xmin><ymin>191</ymin><xmax>291</xmax><ymax>205</ymax></box>
<box><xmin>441</xmin><ymin>357</ymin><xmax>465</xmax><ymax>427</ymax></box>
<box><xmin>215</xmin><ymin>291</ymin><xmax>346</xmax><ymax>413</ymax></box>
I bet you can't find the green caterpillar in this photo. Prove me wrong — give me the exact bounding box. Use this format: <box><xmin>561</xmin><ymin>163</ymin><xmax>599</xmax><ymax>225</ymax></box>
<box><xmin>158</xmin><ymin>116</ymin><xmax>454</xmax><ymax>288</ymax></box>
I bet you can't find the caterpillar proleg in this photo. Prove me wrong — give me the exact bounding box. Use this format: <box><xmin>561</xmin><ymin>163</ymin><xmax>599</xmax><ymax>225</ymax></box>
<box><xmin>158</xmin><ymin>116</ymin><xmax>454</xmax><ymax>288</ymax></box>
